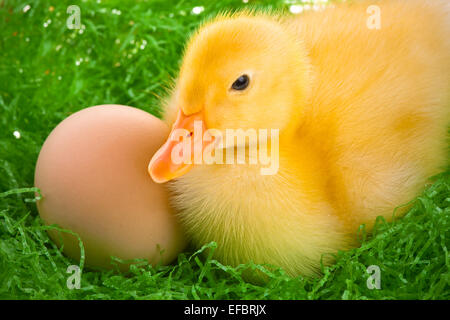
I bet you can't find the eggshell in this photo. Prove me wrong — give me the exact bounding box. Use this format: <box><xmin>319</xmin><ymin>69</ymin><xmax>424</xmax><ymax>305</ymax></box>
<box><xmin>35</xmin><ymin>105</ymin><xmax>186</xmax><ymax>270</ymax></box>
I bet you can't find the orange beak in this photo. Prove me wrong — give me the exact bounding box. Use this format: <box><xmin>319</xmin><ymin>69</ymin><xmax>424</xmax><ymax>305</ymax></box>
<box><xmin>148</xmin><ymin>110</ymin><xmax>212</xmax><ymax>183</ymax></box>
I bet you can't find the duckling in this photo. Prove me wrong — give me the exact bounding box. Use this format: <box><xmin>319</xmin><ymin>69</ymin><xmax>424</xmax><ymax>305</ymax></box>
<box><xmin>149</xmin><ymin>0</ymin><xmax>450</xmax><ymax>277</ymax></box>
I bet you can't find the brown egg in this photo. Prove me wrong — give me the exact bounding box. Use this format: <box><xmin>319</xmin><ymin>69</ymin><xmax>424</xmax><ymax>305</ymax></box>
<box><xmin>35</xmin><ymin>105</ymin><xmax>186</xmax><ymax>270</ymax></box>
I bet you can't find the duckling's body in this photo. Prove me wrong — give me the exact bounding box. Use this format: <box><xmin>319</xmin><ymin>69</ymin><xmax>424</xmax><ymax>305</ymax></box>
<box><xmin>154</xmin><ymin>0</ymin><xmax>450</xmax><ymax>277</ymax></box>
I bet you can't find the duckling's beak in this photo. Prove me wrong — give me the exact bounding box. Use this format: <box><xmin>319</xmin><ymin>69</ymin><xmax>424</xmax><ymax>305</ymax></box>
<box><xmin>148</xmin><ymin>110</ymin><xmax>211</xmax><ymax>183</ymax></box>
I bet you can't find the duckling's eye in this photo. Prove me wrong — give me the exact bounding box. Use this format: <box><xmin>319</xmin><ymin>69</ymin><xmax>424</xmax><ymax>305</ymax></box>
<box><xmin>231</xmin><ymin>75</ymin><xmax>249</xmax><ymax>91</ymax></box>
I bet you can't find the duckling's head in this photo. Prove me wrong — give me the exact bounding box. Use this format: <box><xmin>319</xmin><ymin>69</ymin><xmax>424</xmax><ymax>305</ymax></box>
<box><xmin>149</xmin><ymin>13</ymin><xmax>311</xmax><ymax>183</ymax></box>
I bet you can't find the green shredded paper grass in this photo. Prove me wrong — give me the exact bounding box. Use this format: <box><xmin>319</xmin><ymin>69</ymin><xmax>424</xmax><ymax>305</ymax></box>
<box><xmin>0</xmin><ymin>0</ymin><xmax>449</xmax><ymax>300</ymax></box>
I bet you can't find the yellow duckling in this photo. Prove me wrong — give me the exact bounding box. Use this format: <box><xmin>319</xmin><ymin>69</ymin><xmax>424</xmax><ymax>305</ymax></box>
<box><xmin>149</xmin><ymin>0</ymin><xmax>450</xmax><ymax>277</ymax></box>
